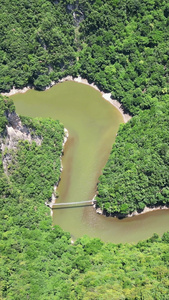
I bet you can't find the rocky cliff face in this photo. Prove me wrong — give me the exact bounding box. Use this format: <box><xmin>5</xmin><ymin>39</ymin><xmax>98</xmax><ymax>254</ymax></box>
<box><xmin>66</xmin><ymin>3</ymin><xmax>84</xmax><ymax>26</ymax></box>
<box><xmin>1</xmin><ymin>111</ymin><xmax>42</xmax><ymax>176</ymax></box>
<box><xmin>53</xmin><ymin>1</ymin><xmax>84</xmax><ymax>26</ymax></box>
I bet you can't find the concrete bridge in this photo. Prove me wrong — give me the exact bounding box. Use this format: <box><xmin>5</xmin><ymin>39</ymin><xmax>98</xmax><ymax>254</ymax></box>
<box><xmin>46</xmin><ymin>199</ymin><xmax>96</xmax><ymax>209</ymax></box>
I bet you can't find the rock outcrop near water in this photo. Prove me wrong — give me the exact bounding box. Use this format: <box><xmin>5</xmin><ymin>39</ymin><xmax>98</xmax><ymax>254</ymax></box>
<box><xmin>1</xmin><ymin>111</ymin><xmax>42</xmax><ymax>176</ymax></box>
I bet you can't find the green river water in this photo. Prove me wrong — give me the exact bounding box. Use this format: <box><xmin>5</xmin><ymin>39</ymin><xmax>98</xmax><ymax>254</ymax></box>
<box><xmin>12</xmin><ymin>81</ymin><xmax>169</xmax><ymax>243</ymax></box>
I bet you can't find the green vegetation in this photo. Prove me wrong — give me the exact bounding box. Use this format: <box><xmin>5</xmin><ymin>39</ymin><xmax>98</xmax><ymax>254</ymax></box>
<box><xmin>1</xmin><ymin>0</ymin><xmax>169</xmax><ymax>214</ymax></box>
<box><xmin>0</xmin><ymin>0</ymin><xmax>76</xmax><ymax>91</ymax></box>
<box><xmin>78</xmin><ymin>0</ymin><xmax>169</xmax><ymax>115</ymax></box>
<box><xmin>0</xmin><ymin>95</ymin><xmax>64</xmax><ymax>210</ymax></box>
<box><xmin>97</xmin><ymin>101</ymin><xmax>169</xmax><ymax>215</ymax></box>
<box><xmin>0</xmin><ymin>95</ymin><xmax>15</xmax><ymax>133</ymax></box>
<box><xmin>74</xmin><ymin>0</ymin><xmax>169</xmax><ymax>215</ymax></box>
<box><xmin>2</xmin><ymin>0</ymin><xmax>169</xmax><ymax>111</ymax></box>
<box><xmin>0</xmin><ymin>97</ymin><xmax>169</xmax><ymax>299</ymax></box>
<box><xmin>8</xmin><ymin>115</ymin><xmax>64</xmax><ymax>203</ymax></box>
<box><xmin>1</xmin><ymin>1</ymin><xmax>169</xmax><ymax>297</ymax></box>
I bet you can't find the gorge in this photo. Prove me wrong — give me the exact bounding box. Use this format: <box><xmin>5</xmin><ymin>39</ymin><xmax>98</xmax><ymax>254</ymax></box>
<box><xmin>11</xmin><ymin>81</ymin><xmax>169</xmax><ymax>243</ymax></box>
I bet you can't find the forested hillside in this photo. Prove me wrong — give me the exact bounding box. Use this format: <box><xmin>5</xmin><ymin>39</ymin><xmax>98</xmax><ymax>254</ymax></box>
<box><xmin>2</xmin><ymin>0</ymin><xmax>169</xmax><ymax>113</ymax></box>
<box><xmin>1</xmin><ymin>97</ymin><xmax>169</xmax><ymax>299</ymax></box>
<box><xmin>76</xmin><ymin>0</ymin><xmax>169</xmax><ymax>215</ymax></box>
<box><xmin>1</xmin><ymin>1</ymin><xmax>169</xmax><ymax>298</ymax></box>
<box><xmin>0</xmin><ymin>0</ymin><xmax>76</xmax><ymax>91</ymax></box>
<box><xmin>78</xmin><ymin>0</ymin><xmax>169</xmax><ymax>115</ymax></box>
<box><xmin>1</xmin><ymin>1</ymin><xmax>169</xmax><ymax>213</ymax></box>
<box><xmin>97</xmin><ymin>101</ymin><xmax>169</xmax><ymax>215</ymax></box>
<box><xmin>1</xmin><ymin>0</ymin><xmax>169</xmax><ymax>114</ymax></box>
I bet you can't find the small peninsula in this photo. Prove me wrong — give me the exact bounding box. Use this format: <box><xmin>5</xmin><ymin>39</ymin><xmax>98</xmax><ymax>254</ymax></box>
<box><xmin>1</xmin><ymin>0</ymin><xmax>169</xmax><ymax>298</ymax></box>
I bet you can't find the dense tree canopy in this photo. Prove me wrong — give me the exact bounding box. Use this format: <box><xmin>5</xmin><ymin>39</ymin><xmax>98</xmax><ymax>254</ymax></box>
<box><xmin>0</xmin><ymin>97</ymin><xmax>169</xmax><ymax>299</ymax></box>
<box><xmin>97</xmin><ymin>101</ymin><xmax>169</xmax><ymax>215</ymax></box>
<box><xmin>78</xmin><ymin>0</ymin><xmax>169</xmax><ymax>114</ymax></box>
<box><xmin>0</xmin><ymin>0</ymin><xmax>76</xmax><ymax>91</ymax></box>
<box><xmin>1</xmin><ymin>0</ymin><xmax>169</xmax><ymax>113</ymax></box>
<box><xmin>1</xmin><ymin>1</ymin><xmax>169</xmax><ymax>298</ymax></box>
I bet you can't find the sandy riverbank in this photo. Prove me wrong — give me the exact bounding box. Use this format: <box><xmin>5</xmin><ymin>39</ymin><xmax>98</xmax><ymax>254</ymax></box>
<box><xmin>1</xmin><ymin>75</ymin><xmax>132</xmax><ymax>123</ymax></box>
<box><xmin>94</xmin><ymin>202</ymin><xmax>169</xmax><ymax>218</ymax></box>
<box><xmin>127</xmin><ymin>205</ymin><xmax>168</xmax><ymax>217</ymax></box>
<box><xmin>1</xmin><ymin>86</ymin><xmax>31</xmax><ymax>97</ymax></box>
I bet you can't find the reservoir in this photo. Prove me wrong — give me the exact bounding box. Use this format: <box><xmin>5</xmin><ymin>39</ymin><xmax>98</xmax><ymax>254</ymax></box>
<box><xmin>12</xmin><ymin>81</ymin><xmax>169</xmax><ymax>243</ymax></box>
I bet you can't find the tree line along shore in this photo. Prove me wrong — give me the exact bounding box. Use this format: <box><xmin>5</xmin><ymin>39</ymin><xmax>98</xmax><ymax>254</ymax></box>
<box><xmin>1</xmin><ymin>0</ymin><xmax>169</xmax><ymax>216</ymax></box>
<box><xmin>1</xmin><ymin>95</ymin><xmax>169</xmax><ymax>299</ymax></box>
<box><xmin>1</xmin><ymin>0</ymin><xmax>169</xmax><ymax>298</ymax></box>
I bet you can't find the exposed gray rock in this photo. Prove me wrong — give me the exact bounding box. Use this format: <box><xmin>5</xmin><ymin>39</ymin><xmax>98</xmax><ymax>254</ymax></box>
<box><xmin>1</xmin><ymin>111</ymin><xmax>42</xmax><ymax>176</ymax></box>
<box><xmin>66</xmin><ymin>3</ymin><xmax>84</xmax><ymax>26</ymax></box>
<box><xmin>96</xmin><ymin>208</ymin><xmax>103</xmax><ymax>215</ymax></box>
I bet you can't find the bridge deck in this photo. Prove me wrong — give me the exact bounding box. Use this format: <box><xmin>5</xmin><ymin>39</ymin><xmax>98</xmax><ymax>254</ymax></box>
<box><xmin>46</xmin><ymin>199</ymin><xmax>96</xmax><ymax>209</ymax></box>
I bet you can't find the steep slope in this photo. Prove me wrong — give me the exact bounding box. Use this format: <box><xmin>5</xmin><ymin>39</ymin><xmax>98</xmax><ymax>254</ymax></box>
<box><xmin>97</xmin><ymin>101</ymin><xmax>169</xmax><ymax>216</ymax></box>
<box><xmin>0</xmin><ymin>96</ymin><xmax>169</xmax><ymax>299</ymax></box>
